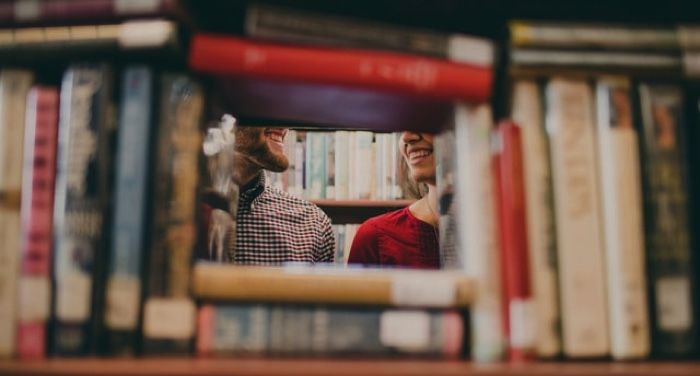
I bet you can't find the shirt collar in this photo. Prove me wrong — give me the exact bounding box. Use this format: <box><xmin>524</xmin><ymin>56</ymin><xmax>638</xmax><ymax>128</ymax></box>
<box><xmin>239</xmin><ymin>172</ymin><xmax>266</xmax><ymax>204</ymax></box>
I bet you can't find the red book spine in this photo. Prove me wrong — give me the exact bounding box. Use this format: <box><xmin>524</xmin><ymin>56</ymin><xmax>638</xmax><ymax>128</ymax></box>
<box><xmin>494</xmin><ymin>121</ymin><xmax>534</xmax><ymax>361</ymax></box>
<box><xmin>188</xmin><ymin>34</ymin><xmax>493</xmax><ymax>102</ymax></box>
<box><xmin>16</xmin><ymin>87</ymin><xmax>59</xmax><ymax>359</ymax></box>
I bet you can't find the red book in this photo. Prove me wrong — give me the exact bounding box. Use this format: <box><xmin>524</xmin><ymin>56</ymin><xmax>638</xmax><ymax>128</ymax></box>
<box><xmin>189</xmin><ymin>33</ymin><xmax>493</xmax><ymax>103</ymax></box>
<box><xmin>493</xmin><ymin>121</ymin><xmax>534</xmax><ymax>362</ymax></box>
<box><xmin>16</xmin><ymin>87</ymin><xmax>59</xmax><ymax>359</ymax></box>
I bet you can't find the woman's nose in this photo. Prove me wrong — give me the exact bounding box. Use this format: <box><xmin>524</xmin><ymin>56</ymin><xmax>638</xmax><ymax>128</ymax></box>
<box><xmin>400</xmin><ymin>131</ymin><xmax>421</xmax><ymax>144</ymax></box>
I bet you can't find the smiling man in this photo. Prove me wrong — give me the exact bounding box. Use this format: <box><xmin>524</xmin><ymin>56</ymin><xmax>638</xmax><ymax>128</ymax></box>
<box><xmin>229</xmin><ymin>125</ymin><xmax>335</xmax><ymax>264</ymax></box>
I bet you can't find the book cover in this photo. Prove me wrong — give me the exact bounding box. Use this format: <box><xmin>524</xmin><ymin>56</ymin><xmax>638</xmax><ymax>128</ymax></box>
<box><xmin>637</xmin><ymin>82</ymin><xmax>697</xmax><ymax>358</ymax></box>
<box><xmin>509</xmin><ymin>21</ymin><xmax>678</xmax><ymax>50</ymax></box>
<box><xmin>245</xmin><ymin>4</ymin><xmax>494</xmax><ymax>66</ymax></box>
<box><xmin>51</xmin><ymin>64</ymin><xmax>115</xmax><ymax>356</ymax></box>
<box><xmin>104</xmin><ymin>66</ymin><xmax>155</xmax><ymax>355</ymax></box>
<box><xmin>453</xmin><ymin>104</ymin><xmax>505</xmax><ymax>362</ymax></box>
<box><xmin>0</xmin><ymin>0</ymin><xmax>182</xmax><ymax>26</ymax></box>
<box><xmin>510</xmin><ymin>49</ymin><xmax>682</xmax><ymax>74</ymax></box>
<box><xmin>213</xmin><ymin>75</ymin><xmax>453</xmax><ymax>134</ymax></box>
<box><xmin>0</xmin><ymin>20</ymin><xmax>180</xmax><ymax>64</ymax></box>
<box><xmin>197</xmin><ymin>303</ymin><xmax>463</xmax><ymax>358</ymax></box>
<box><xmin>493</xmin><ymin>121</ymin><xmax>535</xmax><ymax>361</ymax></box>
<box><xmin>511</xmin><ymin>79</ymin><xmax>561</xmax><ymax>358</ymax></box>
<box><xmin>189</xmin><ymin>33</ymin><xmax>493</xmax><ymax>103</ymax></box>
<box><xmin>141</xmin><ymin>74</ymin><xmax>203</xmax><ymax>355</ymax></box>
<box><xmin>0</xmin><ymin>69</ymin><xmax>33</xmax><ymax>358</ymax></box>
<box><xmin>192</xmin><ymin>263</ymin><xmax>473</xmax><ymax>308</ymax></box>
<box><xmin>596</xmin><ymin>77</ymin><xmax>650</xmax><ymax>360</ymax></box>
<box><xmin>16</xmin><ymin>86</ymin><xmax>59</xmax><ymax>359</ymax></box>
<box><xmin>545</xmin><ymin>78</ymin><xmax>609</xmax><ymax>358</ymax></box>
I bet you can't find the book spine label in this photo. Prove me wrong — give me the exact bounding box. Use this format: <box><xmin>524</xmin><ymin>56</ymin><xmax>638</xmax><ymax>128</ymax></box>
<box><xmin>197</xmin><ymin>304</ymin><xmax>462</xmax><ymax>357</ymax></box>
<box><xmin>189</xmin><ymin>34</ymin><xmax>493</xmax><ymax>103</ymax></box>
<box><xmin>246</xmin><ymin>4</ymin><xmax>493</xmax><ymax>66</ymax></box>
<box><xmin>637</xmin><ymin>83</ymin><xmax>696</xmax><ymax>357</ymax></box>
<box><xmin>142</xmin><ymin>74</ymin><xmax>203</xmax><ymax>354</ymax></box>
<box><xmin>494</xmin><ymin>121</ymin><xmax>535</xmax><ymax>361</ymax></box>
<box><xmin>596</xmin><ymin>78</ymin><xmax>650</xmax><ymax>359</ymax></box>
<box><xmin>17</xmin><ymin>86</ymin><xmax>59</xmax><ymax>359</ymax></box>
<box><xmin>104</xmin><ymin>66</ymin><xmax>153</xmax><ymax>355</ymax></box>
<box><xmin>511</xmin><ymin>80</ymin><xmax>561</xmax><ymax>358</ymax></box>
<box><xmin>52</xmin><ymin>64</ymin><xmax>114</xmax><ymax>355</ymax></box>
<box><xmin>0</xmin><ymin>69</ymin><xmax>33</xmax><ymax>358</ymax></box>
<box><xmin>453</xmin><ymin>104</ymin><xmax>505</xmax><ymax>361</ymax></box>
<box><xmin>546</xmin><ymin>78</ymin><xmax>609</xmax><ymax>358</ymax></box>
<box><xmin>5</xmin><ymin>0</ymin><xmax>176</xmax><ymax>24</ymax></box>
<box><xmin>509</xmin><ymin>21</ymin><xmax>679</xmax><ymax>50</ymax></box>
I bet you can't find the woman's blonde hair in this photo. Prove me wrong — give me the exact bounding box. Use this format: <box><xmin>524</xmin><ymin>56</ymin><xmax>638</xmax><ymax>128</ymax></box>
<box><xmin>398</xmin><ymin>151</ymin><xmax>429</xmax><ymax>199</ymax></box>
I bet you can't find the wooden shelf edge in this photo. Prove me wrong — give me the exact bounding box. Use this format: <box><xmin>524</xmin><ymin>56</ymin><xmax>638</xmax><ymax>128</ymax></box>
<box><xmin>2</xmin><ymin>358</ymin><xmax>700</xmax><ymax>376</ymax></box>
<box><xmin>312</xmin><ymin>199</ymin><xmax>415</xmax><ymax>208</ymax></box>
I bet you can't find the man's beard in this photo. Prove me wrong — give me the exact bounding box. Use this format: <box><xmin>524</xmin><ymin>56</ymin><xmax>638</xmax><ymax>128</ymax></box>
<box><xmin>235</xmin><ymin>128</ymin><xmax>289</xmax><ymax>172</ymax></box>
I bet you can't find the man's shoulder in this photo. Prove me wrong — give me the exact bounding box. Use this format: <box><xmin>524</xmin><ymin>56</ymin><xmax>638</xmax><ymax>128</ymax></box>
<box><xmin>264</xmin><ymin>187</ymin><xmax>330</xmax><ymax>221</ymax></box>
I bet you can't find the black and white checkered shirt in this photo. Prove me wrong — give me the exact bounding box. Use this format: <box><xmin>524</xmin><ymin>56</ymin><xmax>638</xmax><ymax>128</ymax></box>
<box><xmin>231</xmin><ymin>173</ymin><xmax>335</xmax><ymax>264</ymax></box>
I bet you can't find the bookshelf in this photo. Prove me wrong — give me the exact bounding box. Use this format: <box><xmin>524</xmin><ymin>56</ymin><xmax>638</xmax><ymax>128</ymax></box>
<box><xmin>2</xmin><ymin>358</ymin><xmax>700</xmax><ymax>376</ymax></box>
<box><xmin>2</xmin><ymin>0</ymin><xmax>700</xmax><ymax>373</ymax></box>
<box><xmin>313</xmin><ymin>199</ymin><xmax>414</xmax><ymax>223</ymax></box>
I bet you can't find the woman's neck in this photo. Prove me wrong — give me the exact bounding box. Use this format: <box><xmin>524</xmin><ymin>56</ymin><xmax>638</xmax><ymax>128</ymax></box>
<box><xmin>409</xmin><ymin>184</ymin><xmax>439</xmax><ymax>227</ymax></box>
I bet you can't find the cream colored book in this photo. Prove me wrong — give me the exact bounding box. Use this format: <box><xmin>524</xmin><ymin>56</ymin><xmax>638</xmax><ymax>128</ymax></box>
<box><xmin>546</xmin><ymin>77</ymin><xmax>609</xmax><ymax>358</ymax></box>
<box><xmin>596</xmin><ymin>77</ymin><xmax>650</xmax><ymax>359</ymax></box>
<box><xmin>192</xmin><ymin>263</ymin><xmax>474</xmax><ymax>308</ymax></box>
<box><xmin>0</xmin><ymin>69</ymin><xmax>33</xmax><ymax>357</ymax></box>
<box><xmin>511</xmin><ymin>80</ymin><xmax>561</xmax><ymax>357</ymax></box>
<box><xmin>454</xmin><ymin>103</ymin><xmax>505</xmax><ymax>361</ymax></box>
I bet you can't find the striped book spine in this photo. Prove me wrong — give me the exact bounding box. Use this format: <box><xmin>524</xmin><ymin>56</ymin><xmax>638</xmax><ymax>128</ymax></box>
<box><xmin>141</xmin><ymin>74</ymin><xmax>203</xmax><ymax>354</ymax></box>
<box><xmin>16</xmin><ymin>87</ymin><xmax>59</xmax><ymax>359</ymax></box>
<box><xmin>51</xmin><ymin>64</ymin><xmax>115</xmax><ymax>356</ymax></box>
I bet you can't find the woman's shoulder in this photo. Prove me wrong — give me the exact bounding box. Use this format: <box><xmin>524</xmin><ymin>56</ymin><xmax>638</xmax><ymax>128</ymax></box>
<box><xmin>361</xmin><ymin>206</ymin><xmax>412</xmax><ymax>231</ymax></box>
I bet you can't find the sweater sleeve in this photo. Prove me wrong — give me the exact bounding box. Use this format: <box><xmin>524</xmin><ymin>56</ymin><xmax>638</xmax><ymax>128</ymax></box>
<box><xmin>347</xmin><ymin>221</ymin><xmax>381</xmax><ymax>266</ymax></box>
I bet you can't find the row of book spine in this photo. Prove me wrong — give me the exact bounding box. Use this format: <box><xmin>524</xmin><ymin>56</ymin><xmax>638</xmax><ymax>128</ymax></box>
<box><xmin>0</xmin><ymin>65</ymin><xmax>204</xmax><ymax>358</ymax></box>
<box><xmin>435</xmin><ymin>74</ymin><xmax>700</xmax><ymax>361</ymax></box>
<box><xmin>266</xmin><ymin>130</ymin><xmax>404</xmax><ymax>201</ymax></box>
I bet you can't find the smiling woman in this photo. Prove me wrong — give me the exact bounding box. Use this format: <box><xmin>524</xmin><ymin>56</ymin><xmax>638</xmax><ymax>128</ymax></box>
<box><xmin>347</xmin><ymin>131</ymin><xmax>441</xmax><ymax>269</ymax></box>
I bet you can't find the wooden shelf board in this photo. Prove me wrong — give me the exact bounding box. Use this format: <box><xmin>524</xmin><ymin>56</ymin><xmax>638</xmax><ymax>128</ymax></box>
<box><xmin>2</xmin><ymin>358</ymin><xmax>700</xmax><ymax>376</ymax></box>
<box><xmin>312</xmin><ymin>199</ymin><xmax>414</xmax><ymax>208</ymax></box>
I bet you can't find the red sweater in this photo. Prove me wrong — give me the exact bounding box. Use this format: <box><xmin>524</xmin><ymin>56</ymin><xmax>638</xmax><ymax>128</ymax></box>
<box><xmin>347</xmin><ymin>207</ymin><xmax>440</xmax><ymax>269</ymax></box>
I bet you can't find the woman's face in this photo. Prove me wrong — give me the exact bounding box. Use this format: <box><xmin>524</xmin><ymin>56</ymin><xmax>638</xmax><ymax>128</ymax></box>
<box><xmin>400</xmin><ymin>131</ymin><xmax>436</xmax><ymax>185</ymax></box>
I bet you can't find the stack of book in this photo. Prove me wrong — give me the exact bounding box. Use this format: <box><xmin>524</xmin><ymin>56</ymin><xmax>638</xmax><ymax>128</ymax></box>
<box><xmin>0</xmin><ymin>0</ymin><xmax>202</xmax><ymax>360</ymax></box>
<box><xmin>192</xmin><ymin>263</ymin><xmax>472</xmax><ymax>358</ymax></box>
<box><xmin>452</xmin><ymin>20</ymin><xmax>700</xmax><ymax>362</ymax></box>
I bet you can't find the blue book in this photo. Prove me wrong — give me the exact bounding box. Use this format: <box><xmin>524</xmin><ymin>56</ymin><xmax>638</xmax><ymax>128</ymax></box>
<box><xmin>104</xmin><ymin>66</ymin><xmax>154</xmax><ymax>355</ymax></box>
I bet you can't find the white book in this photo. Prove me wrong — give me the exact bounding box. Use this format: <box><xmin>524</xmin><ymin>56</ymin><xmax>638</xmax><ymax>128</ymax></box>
<box><xmin>334</xmin><ymin>131</ymin><xmax>349</xmax><ymax>200</ymax></box>
<box><xmin>546</xmin><ymin>77</ymin><xmax>609</xmax><ymax>358</ymax></box>
<box><xmin>354</xmin><ymin>131</ymin><xmax>374</xmax><ymax>200</ymax></box>
<box><xmin>511</xmin><ymin>80</ymin><xmax>561</xmax><ymax>357</ymax></box>
<box><xmin>596</xmin><ymin>77</ymin><xmax>650</xmax><ymax>359</ymax></box>
<box><xmin>347</xmin><ymin>132</ymin><xmax>357</xmax><ymax>200</ymax></box>
<box><xmin>375</xmin><ymin>133</ymin><xmax>387</xmax><ymax>200</ymax></box>
<box><xmin>292</xmin><ymin>131</ymin><xmax>305</xmax><ymax>198</ymax></box>
<box><xmin>454</xmin><ymin>104</ymin><xmax>505</xmax><ymax>362</ymax></box>
<box><xmin>0</xmin><ymin>69</ymin><xmax>33</xmax><ymax>357</ymax></box>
